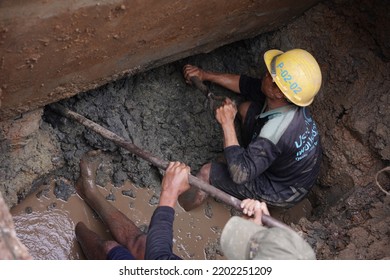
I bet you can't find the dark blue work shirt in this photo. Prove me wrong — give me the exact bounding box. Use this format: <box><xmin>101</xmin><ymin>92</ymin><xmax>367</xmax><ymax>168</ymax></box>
<box><xmin>145</xmin><ymin>206</ymin><xmax>181</xmax><ymax>260</ymax></box>
<box><xmin>222</xmin><ymin>75</ymin><xmax>322</xmax><ymax>207</ymax></box>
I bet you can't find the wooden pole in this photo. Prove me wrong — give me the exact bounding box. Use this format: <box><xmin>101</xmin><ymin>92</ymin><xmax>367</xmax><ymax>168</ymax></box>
<box><xmin>49</xmin><ymin>103</ymin><xmax>292</xmax><ymax>230</ymax></box>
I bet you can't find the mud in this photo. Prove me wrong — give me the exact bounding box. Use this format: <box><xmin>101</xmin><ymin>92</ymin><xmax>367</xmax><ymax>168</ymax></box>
<box><xmin>11</xmin><ymin>177</ymin><xmax>232</xmax><ymax>260</ymax></box>
<box><xmin>10</xmin><ymin>156</ymin><xmax>311</xmax><ymax>260</ymax></box>
<box><xmin>2</xmin><ymin>0</ymin><xmax>390</xmax><ymax>260</ymax></box>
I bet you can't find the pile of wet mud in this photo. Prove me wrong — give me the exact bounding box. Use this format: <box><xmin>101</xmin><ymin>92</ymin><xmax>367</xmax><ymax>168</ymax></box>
<box><xmin>43</xmin><ymin>60</ymin><xmax>230</xmax><ymax>194</ymax></box>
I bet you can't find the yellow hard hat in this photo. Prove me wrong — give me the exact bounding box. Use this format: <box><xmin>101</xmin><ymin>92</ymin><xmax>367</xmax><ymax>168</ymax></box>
<box><xmin>264</xmin><ymin>49</ymin><xmax>322</xmax><ymax>106</ymax></box>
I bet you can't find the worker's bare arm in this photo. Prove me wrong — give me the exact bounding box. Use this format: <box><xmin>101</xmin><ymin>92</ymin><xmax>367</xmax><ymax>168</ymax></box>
<box><xmin>183</xmin><ymin>64</ymin><xmax>241</xmax><ymax>94</ymax></box>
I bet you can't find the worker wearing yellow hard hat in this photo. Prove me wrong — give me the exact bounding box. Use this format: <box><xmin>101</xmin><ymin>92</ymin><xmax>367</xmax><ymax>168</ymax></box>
<box><xmin>264</xmin><ymin>49</ymin><xmax>322</xmax><ymax>106</ymax></box>
<box><xmin>179</xmin><ymin>49</ymin><xmax>323</xmax><ymax>210</ymax></box>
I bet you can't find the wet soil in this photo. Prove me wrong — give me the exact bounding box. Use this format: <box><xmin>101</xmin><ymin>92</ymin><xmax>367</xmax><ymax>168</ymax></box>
<box><xmin>11</xmin><ymin>177</ymin><xmax>231</xmax><ymax>260</ymax></box>
<box><xmin>11</xmin><ymin>166</ymin><xmax>311</xmax><ymax>260</ymax></box>
<box><xmin>1</xmin><ymin>0</ymin><xmax>315</xmax><ymax>120</ymax></box>
<box><xmin>3</xmin><ymin>0</ymin><xmax>390</xmax><ymax>260</ymax></box>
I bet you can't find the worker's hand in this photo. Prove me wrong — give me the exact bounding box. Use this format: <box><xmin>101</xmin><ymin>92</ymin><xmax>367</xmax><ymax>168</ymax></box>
<box><xmin>215</xmin><ymin>98</ymin><xmax>237</xmax><ymax>126</ymax></box>
<box><xmin>159</xmin><ymin>161</ymin><xmax>191</xmax><ymax>208</ymax></box>
<box><xmin>241</xmin><ymin>199</ymin><xmax>270</xmax><ymax>226</ymax></box>
<box><xmin>183</xmin><ymin>64</ymin><xmax>206</xmax><ymax>84</ymax></box>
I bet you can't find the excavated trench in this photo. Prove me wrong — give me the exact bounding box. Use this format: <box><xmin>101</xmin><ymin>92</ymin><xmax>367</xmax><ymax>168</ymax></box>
<box><xmin>1</xmin><ymin>0</ymin><xmax>390</xmax><ymax>260</ymax></box>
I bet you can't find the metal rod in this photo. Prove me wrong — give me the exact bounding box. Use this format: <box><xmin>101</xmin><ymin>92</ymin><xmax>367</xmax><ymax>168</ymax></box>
<box><xmin>49</xmin><ymin>103</ymin><xmax>291</xmax><ymax>230</ymax></box>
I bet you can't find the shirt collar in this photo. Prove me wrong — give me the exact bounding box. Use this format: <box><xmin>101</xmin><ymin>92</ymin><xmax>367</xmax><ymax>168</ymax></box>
<box><xmin>257</xmin><ymin>103</ymin><xmax>296</xmax><ymax>119</ymax></box>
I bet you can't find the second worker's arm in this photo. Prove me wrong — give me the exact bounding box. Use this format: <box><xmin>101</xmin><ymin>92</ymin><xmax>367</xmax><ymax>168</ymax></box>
<box><xmin>144</xmin><ymin>162</ymin><xmax>190</xmax><ymax>260</ymax></box>
<box><xmin>183</xmin><ymin>64</ymin><xmax>241</xmax><ymax>94</ymax></box>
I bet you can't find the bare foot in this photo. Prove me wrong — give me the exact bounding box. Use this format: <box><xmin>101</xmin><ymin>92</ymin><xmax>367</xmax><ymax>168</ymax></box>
<box><xmin>75</xmin><ymin>150</ymin><xmax>102</xmax><ymax>201</ymax></box>
<box><xmin>75</xmin><ymin>222</ymin><xmax>119</xmax><ymax>259</ymax></box>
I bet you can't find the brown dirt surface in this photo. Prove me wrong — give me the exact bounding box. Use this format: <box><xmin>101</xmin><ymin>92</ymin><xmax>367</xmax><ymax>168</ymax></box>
<box><xmin>1</xmin><ymin>0</ymin><xmax>389</xmax><ymax>260</ymax></box>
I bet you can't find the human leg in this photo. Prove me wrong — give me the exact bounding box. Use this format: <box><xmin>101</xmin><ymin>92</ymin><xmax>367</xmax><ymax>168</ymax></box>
<box><xmin>178</xmin><ymin>163</ymin><xmax>210</xmax><ymax>211</ymax></box>
<box><xmin>208</xmin><ymin>161</ymin><xmax>256</xmax><ymax>199</ymax></box>
<box><xmin>210</xmin><ymin>161</ymin><xmax>300</xmax><ymax>208</ymax></box>
<box><xmin>76</xmin><ymin>150</ymin><xmax>146</xmax><ymax>259</ymax></box>
<box><xmin>179</xmin><ymin>161</ymin><xmax>265</xmax><ymax>211</ymax></box>
<box><xmin>75</xmin><ymin>222</ymin><xmax>119</xmax><ymax>259</ymax></box>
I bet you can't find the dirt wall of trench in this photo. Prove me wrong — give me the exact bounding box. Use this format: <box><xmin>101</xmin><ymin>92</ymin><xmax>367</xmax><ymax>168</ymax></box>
<box><xmin>0</xmin><ymin>0</ymin><xmax>320</xmax><ymax>121</ymax></box>
<box><xmin>0</xmin><ymin>0</ymin><xmax>389</xmax><ymax>259</ymax></box>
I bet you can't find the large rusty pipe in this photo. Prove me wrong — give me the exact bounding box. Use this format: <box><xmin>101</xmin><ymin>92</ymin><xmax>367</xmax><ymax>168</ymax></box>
<box><xmin>49</xmin><ymin>103</ymin><xmax>291</xmax><ymax>231</ymax></box>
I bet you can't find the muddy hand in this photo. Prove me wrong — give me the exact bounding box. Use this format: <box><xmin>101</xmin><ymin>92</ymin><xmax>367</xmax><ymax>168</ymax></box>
<box><xmin>183</xmin><ymin>64</ymin><xmax>205</xmax><ymax>84</ymax></box>
<box><xmin>162</xmin><ymin>162</ymin><xmax>191</xmax><ymax>195</ymax></box>
<box><xmin>215</xmin><ymin>97</ymin><xmax>237</xmax><ymax>126</ymax></box>
<box><xmin>241</xmin><ymin>199</ymin><xmax>270</xmax><ymax>226</ymax></box>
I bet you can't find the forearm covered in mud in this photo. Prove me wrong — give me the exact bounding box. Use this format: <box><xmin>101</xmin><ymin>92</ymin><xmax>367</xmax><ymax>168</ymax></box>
<box><xmin>223</xmin><ymin>137</ymin><xmax>279</xmax><ymax>184</ymax></box>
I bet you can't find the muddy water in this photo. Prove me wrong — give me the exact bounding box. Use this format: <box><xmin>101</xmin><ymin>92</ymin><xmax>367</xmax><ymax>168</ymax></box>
<box><xmin>11</xmin><ymin>178</ymin><xmax>232</xmax><ymax>260</ymax></box>
<box><xmin>11</xmin><ymin>176</ymin><xmax>312</xmax><ymax>260</ymax></box>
